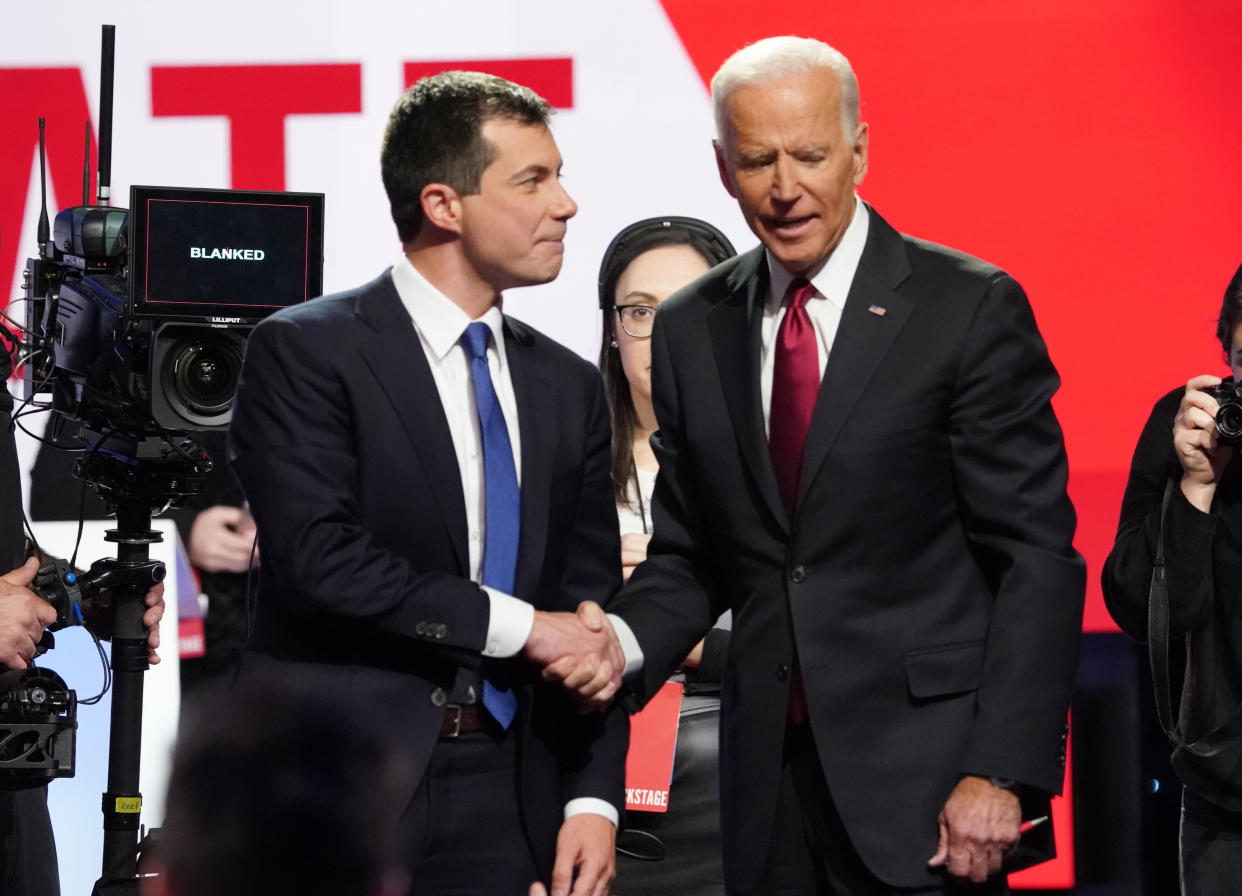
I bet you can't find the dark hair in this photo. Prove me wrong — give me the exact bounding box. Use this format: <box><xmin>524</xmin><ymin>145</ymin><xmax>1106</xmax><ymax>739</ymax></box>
<box><xmin>1217</xmin><ymin>261</ymin><xmax>1242</xmax><ymax>358</ymax></box>
<box><xmin>157</xmin><ymin>678</ymin><xmax>415</xmax><ymax>896</ymax></box>
<box><xmin>597</xmin><ymin>217</ymin><xmax>736</xmax><ymax>507</ymax></box>
<box><xmin>381</xmin><ymin>71</ymin><xmax>552</xmax><ymax>243</ymax></box>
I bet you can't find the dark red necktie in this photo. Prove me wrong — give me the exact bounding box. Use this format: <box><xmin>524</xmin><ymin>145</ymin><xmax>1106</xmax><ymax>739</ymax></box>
<box><xmin>768</xmin><ymin>277</ymin><xmax>819</xmax><ymax>726</ymax></box>
<box><xmin>769</xmin><ymin>278</ymin><xmax>820</xmax><ymax>515</ymax></box>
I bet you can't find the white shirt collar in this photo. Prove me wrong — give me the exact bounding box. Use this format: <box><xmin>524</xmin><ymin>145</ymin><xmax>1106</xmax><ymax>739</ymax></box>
<box><xmin>765</xmin><ymin>195</ymin><xmax>870</xmax><ymax>311</ymax></box>
<box><xmin>390</xmin><ymin>254</ymin><xmax>508</xmax><ymax>364</ymax></box>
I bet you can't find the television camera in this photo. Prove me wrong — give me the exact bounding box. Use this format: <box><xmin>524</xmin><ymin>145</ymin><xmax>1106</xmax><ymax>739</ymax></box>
<box><xmin>5</xmin><ymin>24</ymin><xmax>324</xmax><ymax>893</ymax></box>
<box><xmin>23</xmin><ymin>183</ymin><xmax>326</xmax><ymax>440</ymax></box>
<box><xmin>20</xmin><ymin>179</ymin><xmax>325</xmax><ymax>508</ymax></box>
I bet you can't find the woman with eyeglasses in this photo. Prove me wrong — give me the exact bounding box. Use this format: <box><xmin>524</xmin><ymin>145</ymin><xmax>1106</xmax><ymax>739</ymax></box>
<box><xmin>597</xmin><ymin>216</ymin><xmax>736</xmax><ymax>896</ymax></box>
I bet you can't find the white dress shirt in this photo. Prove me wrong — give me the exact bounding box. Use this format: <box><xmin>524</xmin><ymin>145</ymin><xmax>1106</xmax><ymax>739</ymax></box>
<box><xmin>390</xmin><ymin>256</ymin><xmax>533</xmax><ymax>658</ymax></box>
<box><xmin>391</xmin><ymin>256</ymin><xmax>615</xmax><ymax>825</ymax></box>
<box><xmin>759</xmin><ymin>195</ymin><xmax>870</xmax><ymax>433</ymax></box>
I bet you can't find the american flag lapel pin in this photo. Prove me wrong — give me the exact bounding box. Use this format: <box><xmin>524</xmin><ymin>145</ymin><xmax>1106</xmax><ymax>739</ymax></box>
<box><xmin>868</xmin><ymin>304</ymin><xmax>887</xmax><ymax>317</ymax></box>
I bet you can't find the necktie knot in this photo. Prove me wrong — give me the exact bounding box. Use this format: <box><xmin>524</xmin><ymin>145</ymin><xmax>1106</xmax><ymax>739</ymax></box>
<box><xmin>784</xmin><ymin>278</ymin><xmax>816</xmax><ymax>312</ymax></box>
<box><xmin>461</xmin><ymin>321</ymin><xmax>492</xmax><ymax>361</ymax></box>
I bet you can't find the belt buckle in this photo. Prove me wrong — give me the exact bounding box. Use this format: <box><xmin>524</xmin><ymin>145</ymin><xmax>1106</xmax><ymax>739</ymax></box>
<box><xmin>443</xmin><ymin>704</ymin><xmax>464</xmax><ymax>738</ymax></box>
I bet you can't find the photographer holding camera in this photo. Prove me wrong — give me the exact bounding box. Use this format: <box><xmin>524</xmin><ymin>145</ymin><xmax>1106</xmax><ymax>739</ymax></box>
<box><xmin>1</xmin><ymin>330</ymin><xmax>61</xmax><ymax>895</ymax></box>
<box><xmin>1103</xmin><ymin>262</ymin><xmax>1242</xmax><ymax>895</ymax></box>
<box><xmin>3</xmin><ymin>328</ymin><xmax>165</xmax><ymax>895</ymax></box>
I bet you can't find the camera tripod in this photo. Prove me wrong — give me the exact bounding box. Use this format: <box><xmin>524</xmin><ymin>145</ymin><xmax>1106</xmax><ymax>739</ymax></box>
<box><xmin>71</xmin><ymin>435</ymin><xmax>207</xmax><ymax>895</ymax></box>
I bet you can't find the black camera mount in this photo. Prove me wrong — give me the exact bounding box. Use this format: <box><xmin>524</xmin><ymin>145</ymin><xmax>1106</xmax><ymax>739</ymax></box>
<box><xmin>76</xmin><ymin>431</ymin><xmax>207</xmax><ymax>896</ymax></box>
<box><xmin>91</xmin><ymin>486</ymin><xmax>172</xmax><ymax>895</ymax></box>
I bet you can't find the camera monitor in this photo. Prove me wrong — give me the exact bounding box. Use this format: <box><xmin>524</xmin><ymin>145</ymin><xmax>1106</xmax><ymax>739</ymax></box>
<box><xmin>128</xmin><ymin>185</ymin><xmax>325</xmax><ymax>322</ymax></box>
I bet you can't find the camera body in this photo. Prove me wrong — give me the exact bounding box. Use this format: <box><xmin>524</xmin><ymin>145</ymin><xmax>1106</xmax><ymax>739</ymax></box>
<box><xmin>1204</xmin><ymin>379</ymin><xmax>1242</xmax><ymax>444</ymax></box>
<box><xmin>23</xmin><ymin>185</ymin><xmax>325</xmax><ymax>436</ymax></box>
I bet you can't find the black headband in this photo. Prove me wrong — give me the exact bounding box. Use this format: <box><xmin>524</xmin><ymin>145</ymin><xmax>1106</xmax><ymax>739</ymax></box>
<box><xmin>597</xmin><ymin>215</ymin><xmax>736</xmax><ymax>310</ymax></box>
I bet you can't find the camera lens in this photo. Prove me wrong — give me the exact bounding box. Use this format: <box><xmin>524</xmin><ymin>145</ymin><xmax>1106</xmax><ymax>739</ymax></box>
<box><xmin>152</xmin><ymin>324</ymin><xmax>250</xmax><ymax>429</ymax></box>
<box><xmin>1217</xmin><ymin>402</ymin><xmax>1242</xmax><ymax>442</ymax></box>
<box><xmin>166</xmin><ymin>336</ymin><xmax>243</xmax><ymax>416</ymax></box>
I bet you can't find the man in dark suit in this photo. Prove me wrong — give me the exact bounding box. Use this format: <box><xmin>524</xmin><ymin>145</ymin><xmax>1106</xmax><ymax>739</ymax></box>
<box><xmin>551</xmin><ymin>36</ymin><xmax>1085</xmax><ymax>895</ymax></box>
<box><xmin>229</xmin><ymin>71</ymin><xmax>627</xmax><ymax>896</ymax></box>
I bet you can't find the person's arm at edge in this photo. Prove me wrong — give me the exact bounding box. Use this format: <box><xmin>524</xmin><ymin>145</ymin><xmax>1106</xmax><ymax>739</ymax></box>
<box><xmin>949</xmin><ymin>273</ymin><xmax>1085</xmax><ymax>795</ymax></box>
<box><xmin>1102</xmin><ymin>385</ymin><xmax>1217</xmax><ymax>639</ymax></box>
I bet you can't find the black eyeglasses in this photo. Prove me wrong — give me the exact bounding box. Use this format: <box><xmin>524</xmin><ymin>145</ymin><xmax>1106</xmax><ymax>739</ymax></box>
<box><xmin>614</xmin><ymin>304</ymin><xmax>658</xmax><ymax>339</ymax></box>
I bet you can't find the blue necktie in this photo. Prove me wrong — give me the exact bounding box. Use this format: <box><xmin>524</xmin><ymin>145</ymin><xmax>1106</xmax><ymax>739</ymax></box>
<box><xmin>461</xmin><ymin>321</ymin><xmax>520</xmax><ymax>729</ymax></box>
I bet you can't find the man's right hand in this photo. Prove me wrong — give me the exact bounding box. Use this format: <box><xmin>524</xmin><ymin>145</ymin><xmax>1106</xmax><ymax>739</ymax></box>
<box><xmin>927</xmin><ymin>775</ymin><xmax>1022</xmax><ymax>883</ymax></box>
<box><xmin>524</xmin><ymin>601</ymin><xmax>624</xmax><ymax>712</ymax></box>
<box><xmin>0</xmin><ymin>557</ymin><xmax>58</xmax><ymax>670</ymax></box>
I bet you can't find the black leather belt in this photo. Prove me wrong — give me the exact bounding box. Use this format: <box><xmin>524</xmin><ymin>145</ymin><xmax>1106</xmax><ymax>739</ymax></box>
<box><xmin>439</xmin><ymin>704</ymin><xmax>487</xmax><ymax>738</ymax></box>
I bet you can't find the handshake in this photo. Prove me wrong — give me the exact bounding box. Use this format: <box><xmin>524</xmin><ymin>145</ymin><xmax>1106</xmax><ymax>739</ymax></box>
<box><xmin>522</xmin><ymin>602</ymin><xmax>626</xmax><ymax>712</ymax></box>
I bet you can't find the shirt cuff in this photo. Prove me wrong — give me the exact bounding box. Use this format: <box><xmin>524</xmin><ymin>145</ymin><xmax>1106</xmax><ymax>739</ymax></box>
<box><xmin>608</xmin><ymin>614</ymin><xmax>645</xmax><ymax>678</ymax></box>
<box><xmin>483</xmin><ymin>587</ymin><xmax>534</xmax><ymax>658</ymax></box>
<box><xmin>564</xmin><ymin>797</ymin><xmax>619</xmax><ymax>827</ymax></box>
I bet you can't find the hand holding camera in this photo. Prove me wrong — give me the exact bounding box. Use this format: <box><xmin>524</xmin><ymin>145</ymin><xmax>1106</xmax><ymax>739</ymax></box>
<box><xmin>1175</xmin><ymin>374</ymin><xmax>1234</xmax><ymax>512</ymax></box>
<box><xmin>1203</xmin><ymin>378</ymin><xmax>1242</xmax><ymax>443</ymax></box>
<box><xmin>0</xmin><ymin>558</ymin><xmax>58</xmax><ymax>671</ymax></box>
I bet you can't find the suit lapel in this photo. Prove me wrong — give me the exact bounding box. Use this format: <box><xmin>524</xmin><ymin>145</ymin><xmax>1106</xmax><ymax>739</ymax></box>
<box><xmin>709</xmin><ymin>249</ymin><xmax>790</xmax><ymax>533</ymax></box>
<box><xmin>354</xmin><ymin>273</ymin><xmax>471</xmax><ymax>574</ymax></box>
<box><xmin>503</xmin><ymin>317</ymin><xmax>553</xmax><ymax>602</ymax></box>
<box><xmin>796</xmin><ymin>209</ymin><xmax>913</xmax><ymax>509</ymax></box>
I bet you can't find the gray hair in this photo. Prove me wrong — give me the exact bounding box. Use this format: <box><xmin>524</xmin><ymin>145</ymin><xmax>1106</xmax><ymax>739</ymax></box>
<box><xmin>711</xmin><ymin>36</ymin><xmax>860</xmax><ymax>147</ymax></box>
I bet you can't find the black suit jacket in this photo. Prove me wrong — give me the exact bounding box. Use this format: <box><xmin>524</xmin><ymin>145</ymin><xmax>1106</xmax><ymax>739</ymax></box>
<box><xmin>611</xmin><ymin>206</ymin><xmax>1085</xmax><ymax>889</ymax></box>
<box><xmin>1</xmin><ymin>348</ymin><xmax>24</xmax><ymax>572</ymax></box>
<box><xmin>228</xmin><ymin>270</ymin><xmax>628</xmax><ymax>875</ymax></box>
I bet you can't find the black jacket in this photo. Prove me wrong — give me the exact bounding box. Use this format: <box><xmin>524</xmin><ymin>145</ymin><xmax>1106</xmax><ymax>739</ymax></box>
<box><xmin>228</xmin><ymin>271</ymin><xmax>628</xmax><ymax>877</ymax></box>
<box><xmin>1102</xmin><ymin>386</ymin><xmax>1242</xmax><ymax>811</ymax></box>
<box><xmin>1</xmin><ymin>348</ymin><xmax>24</xmax><ymax>571</ymax></box>
<box><xmin>611</xmin><ymin>206</ymin><xmax>1085</xmax><ymax>889</ymax></box>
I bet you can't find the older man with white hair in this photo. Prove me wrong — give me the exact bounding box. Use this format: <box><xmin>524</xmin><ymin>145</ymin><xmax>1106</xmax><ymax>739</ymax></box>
<box><xmin>552</xmin><ymin>35</ymin><xmax>1086</xmax><ymax>895</ymax></box>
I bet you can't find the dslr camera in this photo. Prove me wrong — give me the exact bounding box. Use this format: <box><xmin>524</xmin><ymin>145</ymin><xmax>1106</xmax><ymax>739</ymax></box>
<box><xmin>1204</xmin><ymin>379</ymin><xmax>1242</xmax><ymax>444</ymax></box>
